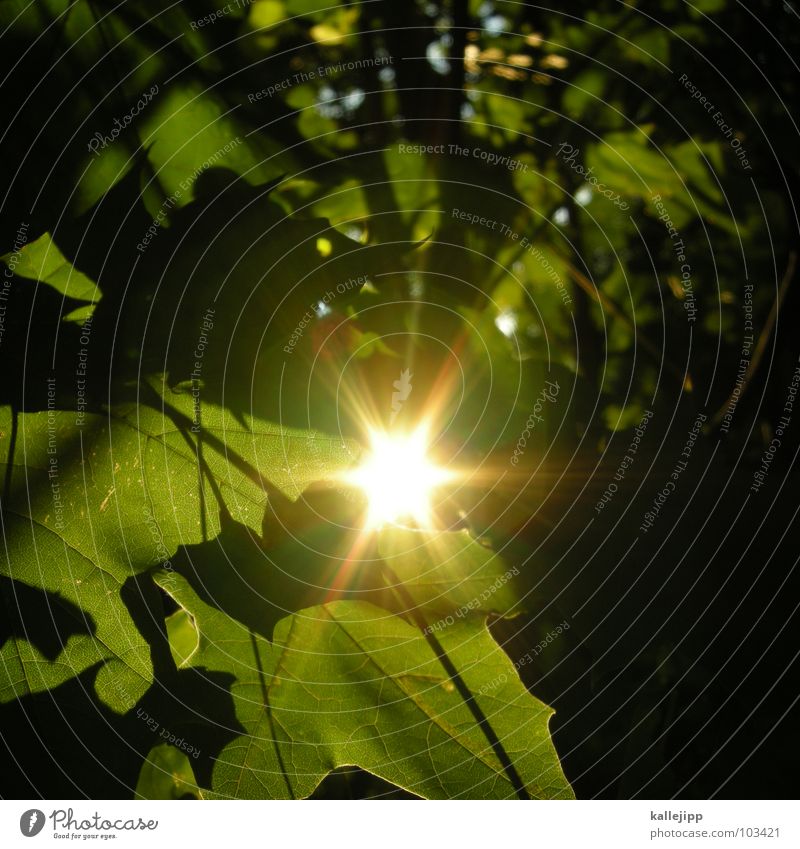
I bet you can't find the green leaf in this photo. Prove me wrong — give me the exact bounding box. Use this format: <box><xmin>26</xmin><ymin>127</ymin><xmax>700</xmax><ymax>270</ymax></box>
<box><xmin>587</xmin><ymin>129</ymin><xmax>681</xmax><ymax>201</ymax></box>
<box><xmin>0</xmin><ymin>515</ymin><xmax>156</xmax><ymax>712</ymax></box>
<box><xmin>0</xmin><ymin>383</ymin><xmax>359</xmax><ymax>692</ymax></box>
<box><xmin>378</xmin><ymin>527</ymin><xmax>521</xmax><ymax>619</ymax></box>
<box><xmin>3</xmin><ymin>233</ymin><xmax>99</xmax><ymax>305</ymax></box>
<box><xmin>563</xmin><ymin>69</ymin><xmax>607</xmax><ymax>119</ymax></box>
<box><xmin>165</xmin><ymin>608</ymin><xmax>198</xmax><ymax>667</ymax></box>
<box><xmin>156</xmin><ymin>569</ymin><xmax>574</xmax><ymax>799</ymax></box>
<box><xmin>135</xmin><ymin>744</ymin><xmax>202</xmax><ymax>800</ymax></box>
<box><xmin>139</xmin><ymin>83</ymin><xmax>282</xmax><ymax>206</ymax></box>
<box><xmin>0</xmin><ymin>394</ymin><xmax>362</xmax><ymax>794</ymax></box>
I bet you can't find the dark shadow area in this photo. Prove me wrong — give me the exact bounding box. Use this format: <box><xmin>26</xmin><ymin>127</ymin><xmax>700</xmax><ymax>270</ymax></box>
<box><xmin>0</xmin><ymin>571</ymin><xmax>245</xmax><ymax>797</ymax></box>
<box><xmin>0</xmin><ymin>576</ymin><xmax>96</xmax><ymax>661</ymax></box>
<box><xmin>171</xmin><ymin>506</ymin><xmax>387</xmax><ymax>642</ymax></box>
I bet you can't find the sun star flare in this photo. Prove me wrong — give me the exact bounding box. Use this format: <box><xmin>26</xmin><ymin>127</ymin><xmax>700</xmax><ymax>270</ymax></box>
<box><xmin>343</xmin><ymin>424</ymin><xmax>456</xmax><ymax>529</ymax></box>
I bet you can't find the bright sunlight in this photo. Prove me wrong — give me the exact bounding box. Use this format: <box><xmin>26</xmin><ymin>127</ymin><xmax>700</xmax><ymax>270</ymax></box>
<box><xmin>342</xmin><ymin>423</ymin><xmax>456</xmax><ymax>529</ymax></box>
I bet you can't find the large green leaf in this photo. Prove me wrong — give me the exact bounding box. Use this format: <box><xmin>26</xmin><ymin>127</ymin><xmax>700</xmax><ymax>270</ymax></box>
<box><xmin>0</xmin><ymin>385</ymin><xmax>358</xmax><ymax>556</ymax></box>
<box><xmin>0</xmin><ymin>512</ymin><xmax>156</xmax><ymax>711</ymax></box>
<box><xmin>156</xmin><ymin>568</ymin><xmax>573</xmax><ymax>799</ymax></box>
<box><xmin>0</xmin><ymin>393</ymin><xmax>573</xmax><ymax>800</ymax></box>
<box><xmin>0</xmin><ymin>393</ymin><xmax>357</xmax><ymax>708</ymax></box>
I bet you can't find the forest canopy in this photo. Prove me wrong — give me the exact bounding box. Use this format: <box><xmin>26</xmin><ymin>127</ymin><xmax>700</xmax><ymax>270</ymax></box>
<box><xmin>0</xmin><ymin>0</ymin><xmax>798</xmax><ymax>801</ymax></box>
